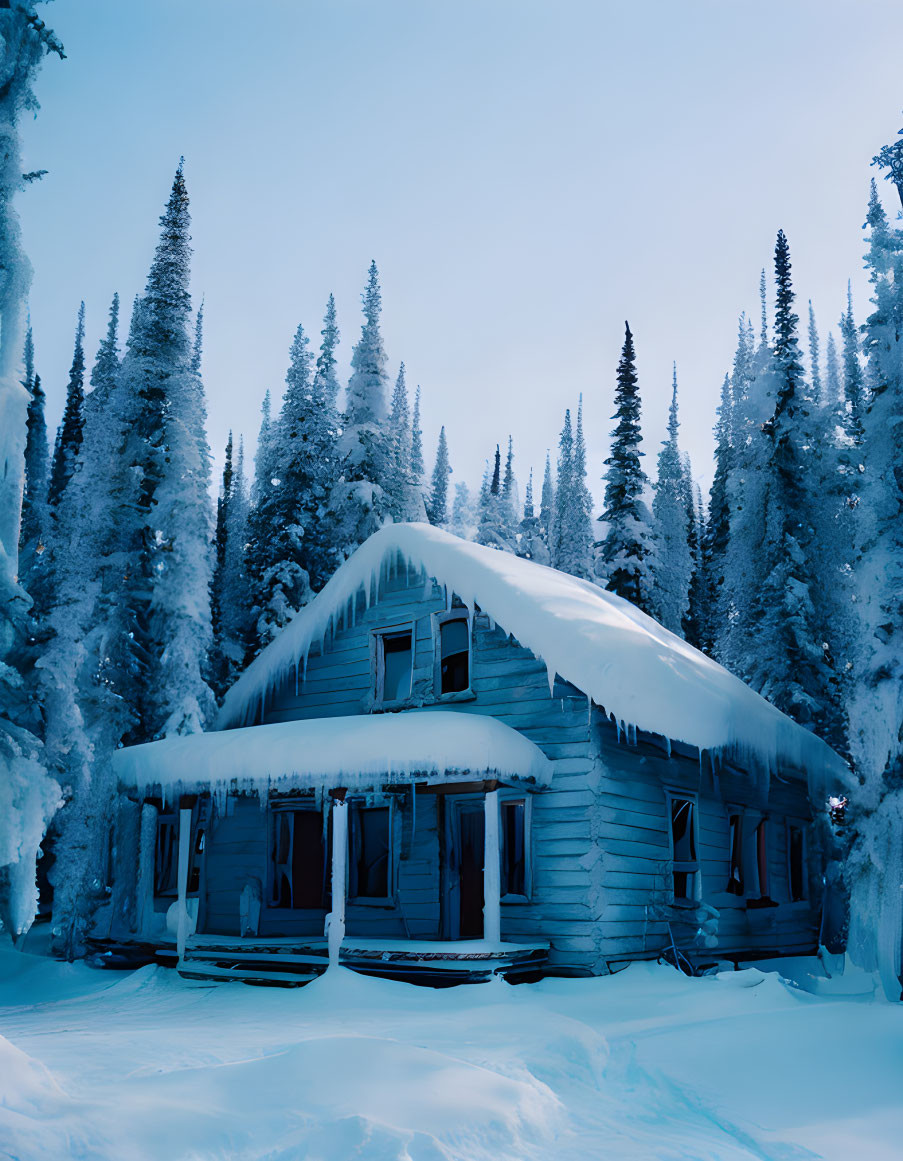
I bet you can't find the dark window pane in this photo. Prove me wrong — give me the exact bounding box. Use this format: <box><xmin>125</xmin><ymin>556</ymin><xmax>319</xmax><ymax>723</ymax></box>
<box><xmin>440</xmin><ymin>619</ymin><xmax>470</xmax><ymax>693</ymax></box>
<box><xmin>354</xmin><ymin>807</ymin><xmax>390</xmax><ymax>898</ymax></box>
<box><xmin>756</xmin><ymin>820</ymin><xmax>769</xmax><ymax>898</ymax></box>
<box><xmin>727</xmin><ymin>813</ymin><xmax>744</xmax><ymax>896</ymax></box>
<box><xmin>671</xmin><ymin>799</ymin><xmax>696</xmax><ymax>861</ymax></box>
<box><xmin>382</xmin><ymin>632</ymin><xmax>412</xmax><ymax>700</ymax></box>
<box><xmin>501</xmin><ymin>801</ymin><xmax>526</xmax><ymax>896</ymax></box>
<box><xmin>673</xmin><ymin>870</ymin><xmax>691</xmax><ymax>899</ymax></box>
<box><xmin>154</xmin><ymin>818</ymin><xmax>178</xmax><ymax>895</ymax></box>
<box><xmin>291</xmin><ymin>811</ymin><xmax>326</xmax><ymax>909</ymax></box>
<box><xmin>789</xmin><ymin>826</ymin><xmax>805</xmax><ymax>901</ymax></box>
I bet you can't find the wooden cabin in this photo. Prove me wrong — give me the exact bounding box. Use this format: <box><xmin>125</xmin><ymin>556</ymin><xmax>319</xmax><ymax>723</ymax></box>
<box><xmin>101</xmin><ymin>524</ymin><xmax>847</xmax><ymax>985</ymax></box>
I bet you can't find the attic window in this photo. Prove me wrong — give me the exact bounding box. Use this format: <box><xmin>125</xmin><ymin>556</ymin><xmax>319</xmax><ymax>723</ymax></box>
<box><xmin>668</xmin><ymin>796</ymin><xmax>698</xmax><ymax>900</ymax></box>
<box><xmin>440</xmin><ymin>618</ymin><xmax>470</xmax><ymax>694</ymax></box>
<box><xmin>378</xmin><ymin>630</ymin><xmax>413</xmax><ymax>702</ymax></box>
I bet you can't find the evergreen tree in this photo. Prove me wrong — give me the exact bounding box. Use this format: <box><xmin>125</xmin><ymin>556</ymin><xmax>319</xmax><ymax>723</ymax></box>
<box><xmin>650</xmin><ymin>367</ymin><xmax>692</xmax><ymax>634</ymax></box>
<box><xmin>539</xmin><ymin>452</ymin><xmax>554</xmax><ymax>554</ymax></box>
<box><xmin>682</xmin><ymin>454</ymin><xmax>705</xmax><ymax>647</ymax></box>
<box><xmin>518</xmin><ymin>469</ymin><xmax>549</xmax><ymax>564</ymax></box>
<box><xmin>595</xmin><ymin>323</ymin><xmax>655</xmax><ymax>612</ymax></box>
<box><xmin>839</xmin><ymin>283</ymin><xmax>865</xmax><ymax>444</ymax></box>
<box><xmin>304</xmin><ymin>294</ymin><xmax>342</xmax><ymax>588</ymax></box>
<box><xmin>477</xmin><ymin>444</ymin><xmax>517</xmax><ymax>552</ymax></box>
<box><xmin>411</xmin><ymin>384</ymin><xmax>425</xmax><ymax>495</ymax></box>
<box><xmin>427</xmin><ymin>425</ymin><xmax>451</xmax><ymax>525</ymax></box>
<box><xmin>701</xmin><ymin>369</ymin><xmax>734</xmax><ymax>653</ymax></box>
<box><xmin>211</xmin><ymin>436</ymin><xmax>251</xmax><ymax>700</ymax></box>
<box><xmin>48</xmin><ymin>302</ymin><xmax>86</xmax><ymax>510</ymax></box>
<box><xmin>552</xmin><ymin>401</ymin><xmax>593</xmax><ymax>578</ymax></box>
<box><xmin>330</xmin><ymin>261</ymin><xmax>393</xmax><ymax>556</ymax></box>
<box><xmin>551</xmin><ymin>410</ymin><xmax>574</xmax><ymax>569</ymax></box>
<box><xmin>807</xmin><ymin>300</ymin><xmax>823</xmax><ymax>405</ymax></box>
<box><xmin>19</xmin><ymin>327</ymin><xmax>49</xmax><ymax>602</ymax></box>
<box><xmin>450</xmin><ymin>481</ymin><xmax>477</xmax><ymax>540</ymax></box>
<box><xmin>385</xmin><ymin>362</ymin><xmax>427</xmax><ymax>522</ymax></box>
<box><xmin>825</xmin><ymin>331</ymin><xmax>842</xmax><ymax>404</ymax></box>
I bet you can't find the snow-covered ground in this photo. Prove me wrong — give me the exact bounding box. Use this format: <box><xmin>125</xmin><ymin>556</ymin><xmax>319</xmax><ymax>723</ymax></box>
<box><xmin>1</xmin><ymin>939</ymin><xmax>901</xmax><ymax>1161</ymax></box>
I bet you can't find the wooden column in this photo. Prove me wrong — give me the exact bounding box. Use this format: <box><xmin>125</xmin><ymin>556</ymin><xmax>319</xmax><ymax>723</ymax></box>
<box><xmin>483</xmin><ymin>789</ymin><xmax>501</xmax><ymax>945</ymax></box>
<box><xmin>327</xmin><ymin>796</ymin><xmax>348</xmax><ymax>969</ymax></box>
<box><xmin>135</xmin><ymin>803</ymin><xmax>158</xmax><ymax>938</ymax></box>
<box><xmin>176</xmin><ymin>806</ymin><xmax>192</xmax><ymax>961</ymax></box>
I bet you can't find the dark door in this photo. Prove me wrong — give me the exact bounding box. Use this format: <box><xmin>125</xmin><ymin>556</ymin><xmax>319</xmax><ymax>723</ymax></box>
<box><xmin>457</xmin><ymin>805</ymin><xmax>485</xmax><ymax>938</ymax></box>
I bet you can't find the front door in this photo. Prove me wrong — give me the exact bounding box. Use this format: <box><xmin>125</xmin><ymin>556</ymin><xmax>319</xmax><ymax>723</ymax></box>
<box><xmin>447</xmin><ymin>798</ymin><xmax>484</xmax><ymax>939</ymax></box>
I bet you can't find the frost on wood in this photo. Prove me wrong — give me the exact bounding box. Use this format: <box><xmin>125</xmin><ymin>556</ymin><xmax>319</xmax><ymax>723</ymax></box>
<box><xmin>112</xmin><ymin>710</ymin><xmax>554</xmax><ymax>800</ymax></box>
<box><xmin>218</xmin><ymin>524</ymin><xmax>847</xmax><ymax>787</ymax></box>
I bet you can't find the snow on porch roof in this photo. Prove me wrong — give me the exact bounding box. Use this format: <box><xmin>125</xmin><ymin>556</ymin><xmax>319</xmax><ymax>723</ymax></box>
<box><xmin>218</xmin><ymin>523</ymin><xmax>848</xmax><ymax>783</ymax></box>
<box><xmin>111</xmin><ymin>710</ymin><xmax>554</xmax><ymax>793</ymax></box>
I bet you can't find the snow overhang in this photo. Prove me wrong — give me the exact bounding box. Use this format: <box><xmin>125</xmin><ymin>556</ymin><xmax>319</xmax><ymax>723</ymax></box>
<box><xmin>111</xmin><ymin>710</ymin><xmax>554</xmax><ymax>797</ymax></box>
<box><xmin>217</xmin><ymin>523</ymin><xmax>850</xmax><ymax>790</ymax></box>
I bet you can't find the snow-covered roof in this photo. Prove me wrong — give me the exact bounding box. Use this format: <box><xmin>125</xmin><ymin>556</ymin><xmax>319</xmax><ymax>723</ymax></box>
<box><xmin>218</xmin><ymin>523</ymin><xmax>847</xmax><ymax>783</ymax></box>
<box><xmin>111</xmin><ymin>710</ymin><xmax>554</xmax><ymax>794</ymax></box>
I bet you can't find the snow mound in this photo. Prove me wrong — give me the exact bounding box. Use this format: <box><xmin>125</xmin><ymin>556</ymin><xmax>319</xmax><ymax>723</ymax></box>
<box><xmin>112</xmin><ymin>710</ymin><xmax>553</xmax><ymax>795</ymax></box>
<box><xmin>219</xmin><ymin>524</ymin><xmax>848</xmax><ymax>783</ymax></box>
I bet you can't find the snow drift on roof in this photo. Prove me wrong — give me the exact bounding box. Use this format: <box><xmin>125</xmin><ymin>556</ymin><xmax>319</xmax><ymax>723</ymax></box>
<box><xmin>112</xmin><ymin>710</ymin><xmax>553</xmax><ymax>794</ymax></box>
<box><xmin>218</xmin><ymin>523</ymin><xmax>847</xmax><ymax>783</ymax></box>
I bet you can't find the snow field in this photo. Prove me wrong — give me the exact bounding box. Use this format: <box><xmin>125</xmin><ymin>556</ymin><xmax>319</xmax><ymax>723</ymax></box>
<box><xmin>1</xmin><ymin>941</ymin><xmax>901</xmax><ymax>1160</ymax></box>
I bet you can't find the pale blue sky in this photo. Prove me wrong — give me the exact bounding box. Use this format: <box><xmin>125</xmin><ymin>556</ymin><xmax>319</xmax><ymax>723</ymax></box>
<box><xmin>18</xmin><ymin>0</ymin><xmax>903</xmax><ymax>506</ymax></box>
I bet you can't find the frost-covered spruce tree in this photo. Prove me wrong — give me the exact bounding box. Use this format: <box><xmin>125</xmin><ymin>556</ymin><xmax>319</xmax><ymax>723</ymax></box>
<box><xmin>700</xmin><ymin>371</ymin><xmax>734</xmax><ymax>653</ymax></box>
<box><xmin>681</xmin><ymin>455</ymin><xmax>706</xmax><ymax>648</ymax></box>
<box><xmin>807</xmin><ymin>301</ymin><xmax>823</xmax><ymax>405</ymax></box>
<box><xmin>450</xmin><ymin>481</ymin><xmax>476</xmax><ymax>540</ymax></box>
<box><xmin>118</xmin><ymin>162</ymin><xmax>215</xmax><ymax>739</ymax></box>
<box><xmin>19</xmin><ymin>329</ymin><xmax>50</xmax><ymax>608</ymax></box>
<box><xmin>746</xmin><ymin>230</ymin><xmax>835</xmax><ymax>731</ymax></box>
<box><xmin>411</xmin><ymin>384</ymin><xmax>425</xmax><ymax>497</ymax></box>
<box><xmin>330</xmin><ymin>261</ymin><xmax>393</xmax><ymax>556</ymax></box>
<box><xmin>539</xmin><ymin>452</ymin><xmax>554</xmax><ymax>554</ymax></box>
<box><xmin>839</xmin><ymin>283</ymin><xmax>865</xmax><ymax>445</ymax></box>
<box><xmin>825</xmin><ymin>331</ymin><xmax>841</xmax><ymax>405</ymax></box>
<box><xmin>518</xmin><ymin>470</ymin><xmax>549</xmax><ymax>564</ymax></box>
<box><xmin>845</xmin><ymin>166</ymin><xmax>903</xmax><ymax>994</ymax></box>
<box><xmin>211</xmin><ymin>432</ymin><xmax>235</xmax><ymax>699</ymax></box>
<box><xmin>595</xmin><ymin>323</ymin><xmax>655</xmax><ymax>612</ymax></box>
<box><xmin>385</xmin><ymin>362</ymin><xmax>427</xmax><ymax>523</ymax></box>
<box><xmin>550</xmin><ymin>409</ymin><xmax>573</xmax><ymax>568</ymax></box>
<box><xmin>48</xmin><ymin>302</ymin><xmax>86</xmax><ymax>511</ymax></box>
<box><xmin>303</xmin><ymin>294</ymin><xmax>342</xmax><ymax>589</ymax></box>
<box><xmin>552</xmin><ymin>403</ymin><xmax>593</xmax><ymax>578</ymax></box>
<box><xmin>211</xmin><ymin>437</ymin><xmax>251</xmax><ymax>700</ymax></box>
<box><xmin>499</xmin><ymin>436</ymin><xmax>519</xmax><ymax>545</ymax></box>
<box><xmin>0</xmin><ymin>2</ymin><xmax>63</xmax><ymax>938</ymax></box>
<box><xmin>427</xmin><ymin>425</ymin><xmax>451</xmax><ymax>525</ymax></box>
<box><xmin>477</xmin><ymin>445</ymin><xmax>517</xmax><ymax>552</ymax></box>
<box><xmin>650</xmin><ymin>368</ymin><xmax>692</xmax><ymax>634</ymax></box>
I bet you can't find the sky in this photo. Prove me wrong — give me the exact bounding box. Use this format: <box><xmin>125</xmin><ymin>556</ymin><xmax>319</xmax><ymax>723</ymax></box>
<box><xmin>17</xmin><ymin>0</ymin><xmax>903</xmax><ymax>511</ymax></box>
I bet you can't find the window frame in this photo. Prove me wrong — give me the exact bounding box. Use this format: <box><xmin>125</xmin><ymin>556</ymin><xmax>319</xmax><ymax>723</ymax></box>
<box><xmin>665</xmin><ymin>791</ymin><xmax>701</xmax><ymax>902</ymax></box>
<box><xmin>371</xmin><ymin>622</ymin><xmax>416</xmax><ymax>708</ymax></box>
<box><xmin>268</xmin><ymin>803</ymin><xmax>330</xmax><ymax>912</ymax></box>
<box><xmin>431</xmin><ymin>610</ymin><xmax>474</xmax><ymax>701</ymax></box>
<box><xmin>153</xmin><ymin>811</ymin><xmax>180</xmax><ymax>898</ymax></box>
<box><xmin>755</xmin><ymin>816</ymin><xmax>771</xmax><ymax>901</ymax></box>
<box><xmin>726</xmin><ymin>808</ymin><xmax>744</xmax><ymax>897</ymax></box>
<box><xmin>347</xmin><ymin>797</ymin><xmax>396</xmax><ymax>906</ymax></box>
<box><xmin>786</xmin><ymin>819</ymin><xmax>808</xmax><ymax>904</ymax></box>
<box><xmin>498</xmin><ymin>792</ymin><xmax>533</xmax><ymax>904</ymax></box>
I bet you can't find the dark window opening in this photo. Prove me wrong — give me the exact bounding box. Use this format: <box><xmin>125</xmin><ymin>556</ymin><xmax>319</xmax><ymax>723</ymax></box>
<box><xmin>727</xmin><ymin>813</ymin><xmax>744</xmax><ymax>896</ymax></box>
<box><xmin>272</xmin><ymin>810</ymin><xmax>327</xmax><ymax>909</ymax></box>
<box><xmin>756</xmin><ymin>819</ymin><xmax>770</xmax><ymax>899</ymax></box>
<box><xmin>501</xmin><ymin>800</ymin><xmax>526</xmax><ymax>897</ymax></box>
<box><xmin>154</xmin><ymin>816</ymin><xmax>178</xmax><ymax>896</ymax></box>
<box><xmin>380</xmin><ymin>631</ymin><xmax>413</xmax><ymax>701</ymax></box>
<box><xmin>789</xmin><ymin>825</ymin><xmax>805</xmax><ymax>902</ymax></box>
<box><xmin>670</xmin><ymin>797</ymin><xmax>698</xmax><ymax>900</ymax></box>
<box><xmin>351</xmin><ymin>806</ymin><xmax>391</xmax><ymax>899</ymax></box>
<box><xmin>440</xmin><ymin>618</ymin><xmax>470</xmax><ymax>693</ymax></box>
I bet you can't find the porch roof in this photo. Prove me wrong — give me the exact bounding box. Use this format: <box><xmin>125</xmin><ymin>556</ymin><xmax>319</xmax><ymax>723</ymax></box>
<box><xmin>111</xmin><ymin>709</ymin><xmax>553</xmax><ymax>796</ymax></box>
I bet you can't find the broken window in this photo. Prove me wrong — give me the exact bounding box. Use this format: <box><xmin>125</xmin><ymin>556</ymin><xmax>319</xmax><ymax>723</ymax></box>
<box><xmin>350</xmin><ymin>805</ymin><xmax>391</xmax><ymax>899</ymax></box>
<box><xmin>439</xmin><ymin>618</ymin><xmax>470</xmax><ymax>694</ymax></box>
<box><xmin>669</xmin><ymin>796</ymin><xmax>698</xmax><ymax>900</ymax></box>
<box><xmin>271</xmin><ymin>809</ymin><xmax>327</xmax><ymax>909</ymax></box>
<box><xmin>726</xmin><ymin>813</ymin><xmax>744</xmax><ymax>896</ymax></box>
<box><xmin>501</xmin><ymin>799</ymin><xmax>528</xmax><ymax>898</ymax></box>
<box><xmin>378</xmin><ymin>630</ymin><xmax>413</xmax><ymax>701</ymax></box>
<box><xmin>154</xmin><ymin>813</ymin><xmax>179</xmax><ymax>896</ymax></box>
<box><xmin>788</xmin><ymin>824</ymin><xmax>805</xmax><ymax>902</ymax></box>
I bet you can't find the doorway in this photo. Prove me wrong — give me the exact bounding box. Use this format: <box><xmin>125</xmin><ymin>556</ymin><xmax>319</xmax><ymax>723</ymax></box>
<box><xmin>445</xmin><ymin>797</ymin><xmax>485</xmax><ymax>939</ymax></box>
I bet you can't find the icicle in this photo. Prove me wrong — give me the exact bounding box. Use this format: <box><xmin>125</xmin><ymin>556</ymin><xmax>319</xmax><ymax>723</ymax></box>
<box><xmin>586</xmin><ymin>694</ymin><xmax>592</xmax><ymax>728</ymax></box>
<box><xmin>294</xmin><ymin>657</ymin><xmax>299</xmax><ymax>697</ymax></box>
<box><xmin>616</xmin><ymin>719</ymin><xmax>622</xmax><ymax>745</ymax></box>
<box><xmin>545</xmin><ymin>659</ymin><xmax>556</xmax><ymax>697</ymax></box>
<box><xmin>421</xmin><ymin>571</ymin><xmax>433</xmax><ymax>602</ymax></box>
<box><xmin>664</xmin><ymin>736</ymin><xmax>672</xmax><ymax>759</ymax></box>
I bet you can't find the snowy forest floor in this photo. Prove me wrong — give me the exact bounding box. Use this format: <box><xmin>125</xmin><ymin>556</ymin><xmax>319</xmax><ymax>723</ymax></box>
<box><xmin>0</xmin><ymin>939</ymin><xmax>901</xmax><ymax>1161</ymax></box>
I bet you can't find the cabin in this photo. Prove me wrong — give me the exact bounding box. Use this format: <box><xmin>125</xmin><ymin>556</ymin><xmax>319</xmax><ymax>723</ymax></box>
<box><xmin>97</xmin><ymin>523</ymin><xmax>847</xmax><ymax>985</ymax></box>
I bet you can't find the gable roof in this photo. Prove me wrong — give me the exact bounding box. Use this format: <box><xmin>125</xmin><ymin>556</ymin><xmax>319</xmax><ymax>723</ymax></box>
<box><xmin>219</xmin><ymin>523</ymin><xmax>848</xmax><ymax>784</ymax></box>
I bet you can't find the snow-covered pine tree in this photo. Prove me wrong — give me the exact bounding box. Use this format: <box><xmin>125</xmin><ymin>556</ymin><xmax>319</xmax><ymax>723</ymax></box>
<box><xmin>19</xmin><ymin>329</ymin><xmax>50</xmax><ymax>609</ymax></box>
<box><xmin>807</xmin><ymin>301</ymin><xmax>823</xmax><ymax>405</ymax></box>
<box><xmin>210</xmin><ymin>431</ymin><xmax>236</xmax><ymax>700</ymax></box>
<box><xmin>427</xmin><ymin>425</ymin><xmax>451</xmax><ymax>525</ymax></box>
<box><xmin>825</xmin><ymin>331</ymin><xmax>841</xmax><ymax>405</ymax></box>
<box><xmin>0</xmin><ymin>2</ymin><xmax>63</xmax><ymax>936</ymax></box>
<box><xmin>746</xmin><ymin>230</ymin><xmax>835</xmax><ymax>731</ymax></box>
<box><xmin>450</xmin><ymin>481</ymin><xmax>477</xmax><ymax>540</ymax></box>
<box><xmin>499</xmin><ymin>435</ymin><xmax>519</xmax><ymax>545</ymax></box>
<box><xmin>411</xmin><ymin>384</ymin><xmax>425</xmax><ymax>499</ymax></box>
<box><xmin>117</xmin><ymin>162</ymin><xmax>215</xmax><ymax>739</ymax></box>
<box><xmin>212</xmin><ymin>437</ymin><xmax>252</xmax><ymax>700</ymax></box>
<box><xmin>385</xmin><ymin>363</ymin><xmax>427</xmax><ymax>523</ymax></box>
<box><xmin>650</xmin><ymin>367</ymin><xmax>692</xmax><ymax>634</ymax></box>
<box><xmin>477</xmin><ymin>445</ymin><xmax>517</xmax><ymax>552</ymax></box>
<box><xmin>700</xmin><ymin>370</ymin><xmax>734</xmax><ymax>654</ymax></box>
<box><xmin>682</xmin><ymin>454</ymin><xmax>706</xmax><ymax>648</ymax></box>
<box><xmin>844</xmin><ymin>166</ymin><xmax>903</xmax><ymax>994</ymax></box>
<box><xmin>552</xmin><ymin>402</ymin><xmax>593</xmax><ymax>578</ymax></box>
<box><xmin>839</xmin><ymin>283</ymin><xmax>865</xmax><ymax>445</ymax></box>
<box><xmin>518</xmin><ymin>469</ymin><xmax>550</xmax><ymax>564</ymax></box>
<box><xmin>301</xmin><ymin>294</ymin><xmax>342</xmax><ymax>590</ymax></box>
<box><xmin>551</xmin><ymin>409</ymin><xmax>573</xmax><ymax>569</ymax></box>
<box><xmin>48</xmin><ymin>302</ymin><xmax>86</xmax><ymax>511</ymax></box>
<box><xmin>330</xmin><ymin>261</ymin><xmax>393</xmax><ymax>556</ymax></box>
<box><xmin>594</xmin><ymin>323</ymin><xmax>655</xmax><ymax>612</ymax></box>
<box><xmin>539</xmin><ymin>452</ymin><xmax>554</xmax><ymax>555</ymax></box>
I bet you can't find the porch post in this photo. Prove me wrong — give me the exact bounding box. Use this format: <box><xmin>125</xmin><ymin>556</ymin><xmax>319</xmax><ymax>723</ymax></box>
<box><xmin>176</xmin><ymin>806</ymin><xmax>192</xmax><ymax>960</ymax></box>
<box><xmin>136</xmin><ymin>803</ymin><xmax>157</xmax><ymax>938</ymax></box>
<box><xmin>328</xmin><ymin>795</ymin><xmax>348</xmax><ymax>969</ymax></box>
<box><xmin>483</xmin><ymin>789</ymin><xmax>501</xmax><ymax>944</ymax></box>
